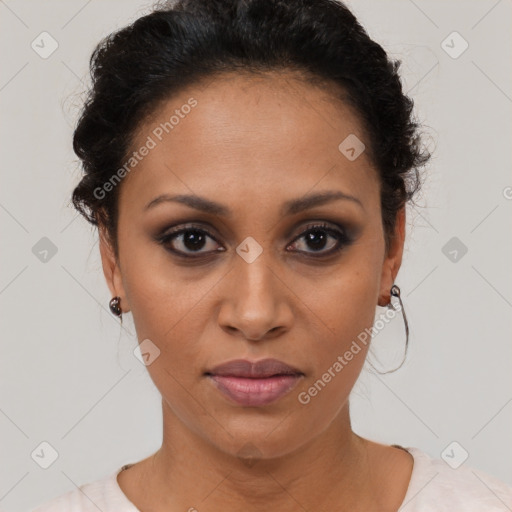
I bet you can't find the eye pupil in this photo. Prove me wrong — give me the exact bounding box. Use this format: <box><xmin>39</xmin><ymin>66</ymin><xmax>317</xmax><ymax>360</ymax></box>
<box><xmin>184</xmin><ymin>230</ymin><xmax>206</xmax><ymax>251</ymax></box>
<box><xmin>306</xmin><ymin>229</ymin><xmax>327</xmax><ymax>250</ymax></box>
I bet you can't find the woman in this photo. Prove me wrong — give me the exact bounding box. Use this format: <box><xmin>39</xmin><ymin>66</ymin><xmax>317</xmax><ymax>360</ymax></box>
<box><xmin>31</xmin><ymin>0</ymin><xmax>512</xmax><ymax>510</ymax></box>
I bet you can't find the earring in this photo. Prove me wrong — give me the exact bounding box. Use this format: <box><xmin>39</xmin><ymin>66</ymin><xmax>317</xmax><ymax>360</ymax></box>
<box><xmin>386</xmin><ymin>284</ymin><xmax>409</xmax><ymax>357</ymax></box>
<box><xmin>109</xmin><ymin>296</ymin><xmax>122</xmax><ymax>317</ymax></box>
<box><xmin>387</xmin><ymin>284</ymin><xmax>401</xmax><ymax>309</ymax></box>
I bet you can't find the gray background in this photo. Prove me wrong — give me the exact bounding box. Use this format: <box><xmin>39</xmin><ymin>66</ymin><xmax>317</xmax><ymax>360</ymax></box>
<box><xmin>0</xmin><ymin>0</ymin><xmax>511</xmax><ymax>510</ymax></box>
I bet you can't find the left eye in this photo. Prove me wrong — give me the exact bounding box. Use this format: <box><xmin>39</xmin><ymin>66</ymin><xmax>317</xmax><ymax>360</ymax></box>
<box><xmin>287</xmin><ymin>223</ymin><xmax>348</xmax><ymax>255</ymax></box>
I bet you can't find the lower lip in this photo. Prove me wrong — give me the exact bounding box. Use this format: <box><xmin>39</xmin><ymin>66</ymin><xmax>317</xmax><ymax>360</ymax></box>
<box><xmin>207</xmin><ymin>374</ymin><xmax>303</xmax><ymax>406</ymax></box>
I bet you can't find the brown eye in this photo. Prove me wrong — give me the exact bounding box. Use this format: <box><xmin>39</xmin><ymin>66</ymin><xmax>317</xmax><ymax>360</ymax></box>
<box><xmin>287</xmin><ymin>222</ymin><xmax>351</xmax><ymax>256</ymax></box>
<box><xmin>158</xmin><ymin>226</ymin><xmax>224</xmax><ymax>257</ymax></box>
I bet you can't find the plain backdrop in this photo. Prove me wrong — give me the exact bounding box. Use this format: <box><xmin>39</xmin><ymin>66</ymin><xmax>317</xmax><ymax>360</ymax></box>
<box><xmin>0</xmin><ymin>0</ymin><xmax>511</xmax><ymax>510</ymax></box>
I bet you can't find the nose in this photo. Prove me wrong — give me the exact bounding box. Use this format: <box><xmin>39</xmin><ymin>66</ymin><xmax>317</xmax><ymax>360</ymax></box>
<box><xmin>217</xmin><ymin>254</ymin><xmax>293</xmax><ymax>342</ymax></box>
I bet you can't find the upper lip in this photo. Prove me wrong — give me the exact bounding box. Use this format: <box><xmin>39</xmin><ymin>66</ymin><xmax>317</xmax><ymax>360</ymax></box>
<box><xmin>205</xmin><ymin>358</ymin><xmax>304</xmax><ymax>378</ymax></box>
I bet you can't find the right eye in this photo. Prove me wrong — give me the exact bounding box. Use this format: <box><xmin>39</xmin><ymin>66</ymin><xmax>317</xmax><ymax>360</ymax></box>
<box><xmin>157</xmin><ymin>225</ymin><xmax>225</xmax><ymax>258</ymax></box>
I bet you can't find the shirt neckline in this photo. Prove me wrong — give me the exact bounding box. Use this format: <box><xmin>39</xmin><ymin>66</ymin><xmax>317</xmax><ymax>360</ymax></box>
<box><xmin>107</xmin><ymin>464</ymin><xmax>141</xmax><ymax>511</ymax></box>
<box><xmin>394</xmin><ymin>445</ymin><xmax>434</xmax><ymax>510</ymax></box>
<box><xmin>111</xmin><ymin>445</ymin><xmax>429</xmax><ymax>511</ymax></box>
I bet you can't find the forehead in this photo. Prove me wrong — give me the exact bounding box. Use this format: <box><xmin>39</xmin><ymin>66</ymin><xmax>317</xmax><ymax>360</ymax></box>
<box><xmin>119</xmin><ymin>70</ymin><xmax>378</xmax><ymax>213</ymax></box>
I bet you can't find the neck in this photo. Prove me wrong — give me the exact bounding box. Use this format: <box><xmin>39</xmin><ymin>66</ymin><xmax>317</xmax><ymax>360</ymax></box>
<box><xmin>143</xmin><ymin>399</ymin><xmax>377</xmax><ymax>512</ymax></box>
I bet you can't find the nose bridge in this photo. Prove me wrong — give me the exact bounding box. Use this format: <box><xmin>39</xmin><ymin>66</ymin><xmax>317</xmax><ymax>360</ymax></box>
<box><xmin>233</xmin><ymin>244</ymin><xmax>278</xmax><ymax>310</ymax></box>
<box><xmin>218</xmin><ymin>243</ymin><xmax>289</xmax><ymax>339</ymax></box>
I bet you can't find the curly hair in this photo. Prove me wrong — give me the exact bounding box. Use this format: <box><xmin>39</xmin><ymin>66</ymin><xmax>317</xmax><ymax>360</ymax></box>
<box><xmin>71</xmin><ymin>0</ymin><xmax>430</xmax><ymax>259</ymax></box>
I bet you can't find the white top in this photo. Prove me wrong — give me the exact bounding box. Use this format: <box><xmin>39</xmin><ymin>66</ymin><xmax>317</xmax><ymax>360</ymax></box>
<box><xmin>30</xmin><ymin>446</ymin><xmax>512</xmax><ymax>511</ymax></box>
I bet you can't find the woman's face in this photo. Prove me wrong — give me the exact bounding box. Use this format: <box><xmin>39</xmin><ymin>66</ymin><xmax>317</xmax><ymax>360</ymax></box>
<box><xmin>100</xmin><ymin>71</ymin><xmax>404</xmax><ymax>459</ymax></box>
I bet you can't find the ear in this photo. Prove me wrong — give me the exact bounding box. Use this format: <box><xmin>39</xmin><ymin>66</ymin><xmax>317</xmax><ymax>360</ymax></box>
<box><xmin>377</xmin><ymin>206</ymin><xmax>406</xmax><ymax>307</ymax></box>
<box><xmin>98</xmin><ymin>225</ymin><xmax>130</xmax><ymax>313</ymax></box>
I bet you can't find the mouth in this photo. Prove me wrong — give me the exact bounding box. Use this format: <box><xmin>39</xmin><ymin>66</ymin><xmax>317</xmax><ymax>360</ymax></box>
<box><xmin>204</xmin><ymin>358</ymin><xmax>304</xmax><ymax>407</ymax></box>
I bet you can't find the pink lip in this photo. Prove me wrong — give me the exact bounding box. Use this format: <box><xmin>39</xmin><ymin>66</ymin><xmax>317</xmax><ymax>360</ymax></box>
<box><xmin>205</xmin><ymin>358</ymin><xmax>305</xmax><ymax>406</ymax></box>
<box><xmin>206</xmin><ymin>358</ymin><xmax>303</xmax><ymax>378</ymax></box>
<box><xmin>207</xmin><ymin>374</ymin><xmax>304</xmax><ymax>406</ymax></box>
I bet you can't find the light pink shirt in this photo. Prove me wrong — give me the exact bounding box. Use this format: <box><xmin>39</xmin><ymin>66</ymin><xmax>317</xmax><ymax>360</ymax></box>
<box><xmin>29</xmin><ymin>446</ymin><xmax>512</xmax><ymax>511</ymax></box>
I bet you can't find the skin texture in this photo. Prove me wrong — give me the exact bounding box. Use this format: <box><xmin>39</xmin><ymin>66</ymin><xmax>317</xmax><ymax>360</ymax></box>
<box><xmin>99</xmin><ymin>71</ymin><xmax>413</xmax><ymax>511</ymax></box>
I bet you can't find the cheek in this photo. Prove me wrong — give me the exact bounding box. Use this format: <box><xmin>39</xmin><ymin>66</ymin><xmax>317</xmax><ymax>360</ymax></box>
<box><xmin>120</xmin><ymin>248</ymin><xmax>215</xmax><ymax>382</ymax></box>
<box><xmin>123</xmin><ymin>270</ymin><xmax>209</xmax><ymax>418</ymax></box>
<box><xmin>303</xmin><ymin>289</ymin><xmax>374</xmax><ymax>397</ymax></box>
<box><xmin>308</xmin><ymin>257</ymin><xmax>382</xmax><ymax>345</ymax></box>
<box><xmin>292</xmin><ymin>281</ymin><xmax>377</xmax><ymax>425</ymax></box>
<box><xmin>301</xmin><ymin>249</ymin><xmax>382</xmax><ymax>390</ymax></box>
<box><xmin>126</xmin><ymin>273</ymin><xmax>208</xmax><ymax>370</ymax></box>
<box><xmin>119</xmin><ymin>240</ymin><xmax>203</xmax><ymax>340</ymax></box>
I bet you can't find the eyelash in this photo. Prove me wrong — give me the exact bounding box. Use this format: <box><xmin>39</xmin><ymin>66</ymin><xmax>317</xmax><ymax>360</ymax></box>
<box><xmin>156</xmin><ymin>221</ymin><xmax>353</xmax><ymax>260</ymax></box>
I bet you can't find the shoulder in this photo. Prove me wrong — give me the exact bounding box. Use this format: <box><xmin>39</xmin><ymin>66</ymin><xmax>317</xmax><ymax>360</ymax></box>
<box><xmin>400</xmin><ymin>446</ymin><xmax>512</xmax><ymax>511</ymax></box>
<box><xmin>29</xmin><ymin>465</ymin><xmax>138</xmax><ymax>512</ymax></box>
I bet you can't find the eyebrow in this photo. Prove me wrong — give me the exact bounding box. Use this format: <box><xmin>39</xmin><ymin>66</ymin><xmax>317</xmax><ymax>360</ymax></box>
<box><xmin>144</xmin><ymin>190</ymin><xmax>364</xmax><ymax>216</ymax></box>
